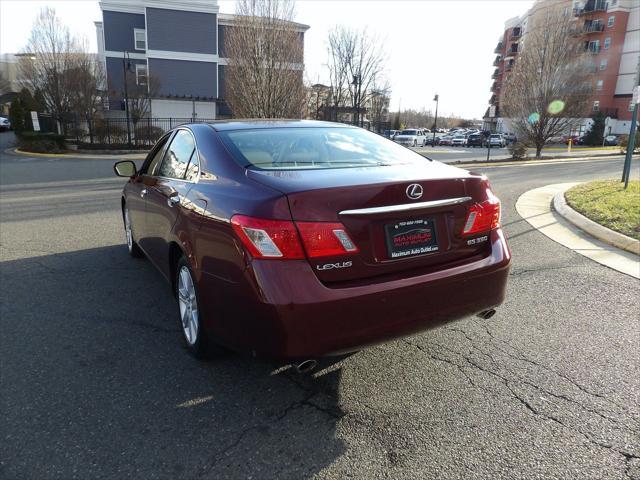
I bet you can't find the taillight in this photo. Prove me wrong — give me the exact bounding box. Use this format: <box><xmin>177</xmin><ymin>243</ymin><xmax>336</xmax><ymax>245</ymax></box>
<box><xmin>231</xmin><ymin>215</ymin><xmax>304</xmax><ymax>259</ymax></box>
<box><xmin>462</xmin><ymin>190</ymin><xmax>501</xmax><ymax>236</ymax></box>
<box><xmin>296</xmin><ymin>222</ymin><xmax>359</xmax><ymax>258</ymax></box>
<box><xmin>231</xmin><ymin>215</ymin><xmax>358</xmax><ymax>260</ymax></box>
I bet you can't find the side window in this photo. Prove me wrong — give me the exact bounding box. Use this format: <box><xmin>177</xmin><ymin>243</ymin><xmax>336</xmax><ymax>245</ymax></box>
<box><xmin>158</xmin><ymin>130</ymin><xmax>195</xmax><ymax>180</ymax></box>
<box><xmin>144</xmin><ymin>134</ymin><xmax>171</xmax><ymax>175</ymax></box>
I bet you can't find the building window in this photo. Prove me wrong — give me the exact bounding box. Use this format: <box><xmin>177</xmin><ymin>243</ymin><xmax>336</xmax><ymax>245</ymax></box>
<box><xmin>608</xmin><ymin>16</ymin><xmax>615</xmax><ymax>27</ymax></box>
<box><xmin>135</xmin><ymin>64</ymin><xmax>147</xmax><ymax>86</ymax></box>
<box><xmin>604</xmin><ymin>37</ymin><xmax>611</xmax><ymax>49</ymax></box>
<box><xmin>596</xmin><ymin>79</ymin><xmax>604</xmax><ymax>90</ymax></box>
<box><xmin>593</xmin><ymin>101</ymin><xmax>600</xmax><ymax>112</ymax></box>
<box><xmin>600</xmin><ymin>58</ymin><xmax>607</xmax><ymax>70</ymax></box>
<box><xmin>134</xmin><ymin>28</ymin><xmax>146</xmax><ymax>51</ymax></box>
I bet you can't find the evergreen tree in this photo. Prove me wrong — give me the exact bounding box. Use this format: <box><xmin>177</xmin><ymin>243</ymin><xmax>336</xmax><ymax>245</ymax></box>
<box><xmin>583</xmin><ymin>112</ymin><xmax>606</xmax><ymax>146</ymax></box>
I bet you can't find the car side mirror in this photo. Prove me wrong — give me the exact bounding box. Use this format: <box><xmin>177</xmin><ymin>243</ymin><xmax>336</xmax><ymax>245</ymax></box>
<box><xmin>114</xmin><ymin>160</ymin><xmax>137</xmax><ymax>177</ymax></box>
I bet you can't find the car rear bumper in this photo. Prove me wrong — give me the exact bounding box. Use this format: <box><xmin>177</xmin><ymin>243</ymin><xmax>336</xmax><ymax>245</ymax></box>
<box><xmin>203</xmin><ymin>229</ymin><xmax>511</xmax><ymax>359</ymax></box>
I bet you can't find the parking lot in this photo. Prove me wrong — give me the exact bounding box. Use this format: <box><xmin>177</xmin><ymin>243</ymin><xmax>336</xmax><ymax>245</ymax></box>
<box><xmin>1</xmin><ymin>146</ymin><xmax>639</xmax><ymax>479</ymax></box>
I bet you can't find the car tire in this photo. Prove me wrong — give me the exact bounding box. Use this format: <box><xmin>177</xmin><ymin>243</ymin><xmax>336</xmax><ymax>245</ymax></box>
<box><xmin>123</xmin><ymin>205</ymin><xmax>144</xmax><ymax>258</ymax></box>
<box><xmin>175</xmin><ymin>255</ymin><xmax>217</xmax><ymax>359</ymax></box>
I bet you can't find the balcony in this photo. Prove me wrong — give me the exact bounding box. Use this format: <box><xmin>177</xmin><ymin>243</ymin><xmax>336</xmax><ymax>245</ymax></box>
<box><xmin>492</xmin><ymin>68</ymin><xmax>501</xmax><ymax>79</ymax></box>
<box><xmin>586</xmin><ymin>44</ymin><xmax>601</xmax><ymax>54</ymax></box>
<box><xmin>493</xmin><ymin>55</ymin><xmax>502</xmax><ymax>66</ymax></box>
<box><xmin>490</xmin><ymin>82</ymin><xmax>500</xmax><ymax>93</ymax></box>
<box><xmin>508</xmin><ymin>44</ymin><xmax>519</xmax><ymax>54</ymax></box>
<box><xmin>509</xmin><ymin>28</ymin><xmax>522</xmax><ymax>40</ymax></box>
<box><xmin>494</xmin><ymin>42</ymin><xmax>504</xmax><ymax>54</ymax></box>
<box><xmin>505</xmin><ymin>60</ymin><xmax>515</xmax><ymax>71</ymax></box>
<box><xmin>584</xmin><ymin>22</ymin><xmax>605</xmax><ymax>33</ymax></box>
<box><xmin>574</xmin><ymin>0</ymin><xmax>608</xmax><ymax>16</ymax></box>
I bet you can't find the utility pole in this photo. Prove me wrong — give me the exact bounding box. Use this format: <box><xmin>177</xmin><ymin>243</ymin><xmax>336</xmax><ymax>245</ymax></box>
<box><xmin>431</xmin><ymin>94</ymin><xmax>439</xmax><ymax>147</ymax></box>
<box><xmin>622</xmin><ymin>82</ymin><xmax>639</xmax><ymax>188</ymax></box>
<box><xmin>122</xmin><ymin>51</ymin><xmax>132</xmax><ymax>147</ymax></box>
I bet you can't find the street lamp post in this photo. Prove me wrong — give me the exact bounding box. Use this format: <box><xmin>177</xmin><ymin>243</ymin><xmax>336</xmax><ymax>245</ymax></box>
<box><xmin>122</xmin><ymin>51</ymin><xmax>132</xmax><ymax>147</ymax></box>
<box><xmin>431</xmin><ymin>94</ymin><xmax>439</xmax><ymax>147</ymax></box>
<box><xmin>352</xmin><ymin>75</ymin><xmax>362</xmax><ymax>127</ymax></box>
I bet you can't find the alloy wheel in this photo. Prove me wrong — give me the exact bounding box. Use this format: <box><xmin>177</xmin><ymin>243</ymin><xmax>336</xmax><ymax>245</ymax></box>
<box><xmin>124</xmin><ymin>208</ymin><xmax>133</xmax><ymax>252</ymax></box>
<box><xmin>177</xmin><ymin>266</ymin><xmax>199</xmax><ymax>345</ymax></box>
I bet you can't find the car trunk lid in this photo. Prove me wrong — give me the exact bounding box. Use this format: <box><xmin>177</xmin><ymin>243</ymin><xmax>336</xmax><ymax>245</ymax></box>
<box><xmin>247</xmin><ymin>162</ymin><xmax>493</xmax><ymax>284</ymax></box>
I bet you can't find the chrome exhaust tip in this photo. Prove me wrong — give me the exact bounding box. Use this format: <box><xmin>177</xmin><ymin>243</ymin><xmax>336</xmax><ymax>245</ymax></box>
<box><xmin>295</xmin><ymin>359</ymin><xmax>318</xmax><ymax>374</ymax></box>
<box><xmin>477</xmin><ymin>309</ymin><xmax>496</xmax><ymax>320</ymax></box>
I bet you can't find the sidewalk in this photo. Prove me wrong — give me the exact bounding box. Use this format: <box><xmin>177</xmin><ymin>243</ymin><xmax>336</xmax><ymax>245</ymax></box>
<box><xmin>516</xmin><ymin>183</ymin><xmax>639</xmax><ymax>279</ymax></box>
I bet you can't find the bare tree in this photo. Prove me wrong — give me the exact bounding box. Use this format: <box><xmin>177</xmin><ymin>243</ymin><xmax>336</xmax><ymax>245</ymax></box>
<box><xmin>368</xmin><ymin>78</ymin><xmax>391</xmax><ymax>132</ymax></box>
<box><xmin>326</xmin><ymin>27</ymin><xmax>387</xmax><ymax>126</ymax></box>
<box><xmin>326</xmin><ymin>27</ymin><xmax>351</xmax><ymax>121</ymax></box>
<box><xmin>18</xmin><ymin>7</ymin><xmax>93</xmax><ymax>133</ymax></box>
<box><xmin>67</xmin><ymin>41</ymin><xmax>106</xmax><ymax>141</ymax></box>
<box><xmin>126</xmin><ymin>74</ymin><xmax>161</xmax><ymax>127</ymax></box>
<box><xmin>224</xmin><ymin>0</ymin><xmax>306</xmax><ymax>118</ymax></box>
<box><xmin>0</xmin><ymin>72</ymin><xmax>12</xmax><ymax>95</ymax></box>
<box><xmin>501</xmin><ymin>8</ymin><xmax>592</xmax><ymax>157</ymax></box>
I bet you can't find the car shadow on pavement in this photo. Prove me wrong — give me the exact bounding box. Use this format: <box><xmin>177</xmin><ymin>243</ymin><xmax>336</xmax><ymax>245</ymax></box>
<box><xmin>0</xmin><ymin>245</ymin><xmax>347</xmax><ymax>479</ymax></box>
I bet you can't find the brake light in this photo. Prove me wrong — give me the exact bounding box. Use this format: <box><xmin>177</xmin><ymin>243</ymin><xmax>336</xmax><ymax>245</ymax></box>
<box><xmin>231</xmin><ymin>215</ymin><xmax>358</xmax><ymax>259</ymax></box>
<box><xmin>296</xmin><ymin>222</ymin><xmax>359</xmax><ymax>258</ymax></box>
<box><xmin>231</xmin><ymin>215</ymin><xmax>304</xmax><ymax>259</ymax></box>
<box><xmin>462</xmin><ymin>191</ymin><xmax>501</xmax><ymax>236</ymax></box>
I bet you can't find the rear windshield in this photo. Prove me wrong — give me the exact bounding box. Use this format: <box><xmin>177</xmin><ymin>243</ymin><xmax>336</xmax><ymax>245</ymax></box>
<box><xmin>218</xmin><ymin>127</ymin><xmax>426</xmax><ymax>170</ymax></box>
<box><xmin>400</xmin><ymin>130</ymin><xmax>417</xmax><ymax>135</ymax></box>
<box><xmin>490</xmin><ymin>134</ymin><xmax>501</xmax><ymax>138</ymax></box>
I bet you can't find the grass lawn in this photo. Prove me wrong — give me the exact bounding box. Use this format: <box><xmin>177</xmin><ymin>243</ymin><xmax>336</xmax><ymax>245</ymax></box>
<box><xmin>565</xmin><ymin>179</ymin><xmax>640</xmax><ymax>240</ymax></box>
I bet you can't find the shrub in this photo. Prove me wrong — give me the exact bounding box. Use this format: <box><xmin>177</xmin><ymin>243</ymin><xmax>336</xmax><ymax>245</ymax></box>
<box><xmin>134</xmin><ymin>125</ymin><xmax>164</xmax><ymax>145</ymax></box>
<box><xmin>93</xmin><ymin>119</ymin><xmax>128</xmax><ymax>145</ymax></box>
<box><xmin>16</xmin><ymin>132</ymin><xmax>66</xmax><ymax>153</ymax></box>
<box><xmin>619</xmin><ymin>131</ymin><xmax>640</xmax><ymax>154</ymax></box>
<box><xmin>508</xmin><ymin>141</ymin><xmax>528</xmax><ymax>160</ymax></box>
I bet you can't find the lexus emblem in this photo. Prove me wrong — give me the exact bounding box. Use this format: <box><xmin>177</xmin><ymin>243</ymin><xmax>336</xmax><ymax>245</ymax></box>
<box><xmin>406</xmin><ymin>183</ymin><xmax>423</xmax><ymax>200</ymax></box>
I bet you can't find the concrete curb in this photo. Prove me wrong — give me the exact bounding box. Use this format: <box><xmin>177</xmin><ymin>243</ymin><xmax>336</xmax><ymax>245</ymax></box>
<box><xmin>10</xmin><ymin>148</ymin><xmax>146</xmax><ymax>160</ymax></box>
<box><xmin>516</xmin><ymin>183</ymin><xmax>639</xmax><ymax>279</ymax></box>
<box><xmin>553</xmin><ymin>186</ymin><xmax>640</xmax><ymax>256</ymax></box>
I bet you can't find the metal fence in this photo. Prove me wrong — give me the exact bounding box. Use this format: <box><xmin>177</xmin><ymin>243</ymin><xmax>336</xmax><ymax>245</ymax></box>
<box><xmin>67</xmin><ymin>117</ymin><xmax>217</xmax><ymax>147</ymax></box>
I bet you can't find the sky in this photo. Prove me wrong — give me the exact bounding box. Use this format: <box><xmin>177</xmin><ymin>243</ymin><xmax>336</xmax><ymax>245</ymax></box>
<box><xmin>0</xmin><ymin>0</ymin><xmax>533</xmax><ymax>119</ymax></box>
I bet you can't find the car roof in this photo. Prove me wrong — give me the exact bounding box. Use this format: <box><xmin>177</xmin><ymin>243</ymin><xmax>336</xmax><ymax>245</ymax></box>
<box><xmin>205</xmin><ymin>119</ymin><xmax>353</xmax><ymax>132</ymax></box>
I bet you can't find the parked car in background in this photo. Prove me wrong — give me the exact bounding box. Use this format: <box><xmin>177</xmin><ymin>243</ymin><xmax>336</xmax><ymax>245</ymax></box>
<box><xmin>488</xmin><ymin>134</ymin><xmax>506</xmax><ymax>148</ymax></box>
<box><xmin>0</xmin><ymin>116</ymin><xmax>11</xmax><ymax>131</ymax></box>
<box><xmin>503</xmin><ymin>132</ymin><xmax>517</xmax><ymax>144</ymax></box>
<box><xmin>394</xmin><ymin>129</ymin><xmax>427</xmax><ymax>147</ymax></box>
<box><xmin>563</xmin><ymin>135</ymin><xmax>580</xmax><ymax>145</ymax></box>
<box><xmin>451</xmin><ymin>135</ymin><xmax>467</xmax><ymax>147</ymax></box>
<box><xmin>466</xmin><ymin>134</ymin><xmax>485</xmax><ymax>148</ymax></box>
<box><xmin>438</xmin><ymin>135</ymin><xmax>453</xmax><ymax>146</ymax></box>
<box><xmin>383</xmin><ymin>129</ymin><xmax>400</xmax><ymax>140</ymax></box>
<box><xmin>604</xmin><ymin>135</ymin><xmax>619</xmax><ymax>146</ymax></box>
<box><xmin>113</xmin><ymin>120</ymin><xmax>511</xmax><ymax>361</ymax></box>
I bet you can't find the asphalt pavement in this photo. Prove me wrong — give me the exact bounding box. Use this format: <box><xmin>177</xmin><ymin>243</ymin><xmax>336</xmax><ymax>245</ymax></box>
<box><xmin>1</xmin><ymin>144</ymin><xmax>639</xmax><ymax>480</ymax></box>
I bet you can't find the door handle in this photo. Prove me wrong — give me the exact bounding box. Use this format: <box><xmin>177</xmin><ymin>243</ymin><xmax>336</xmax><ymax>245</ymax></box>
<box><xmin>140</xmin><ymin>188</ymin><xmax>148</xmax><ymax>198</ymax></box>
<box><xmin>167</xmin><ymin>195</ymin><xmax>180</xmax><ymax>207</ymax></box>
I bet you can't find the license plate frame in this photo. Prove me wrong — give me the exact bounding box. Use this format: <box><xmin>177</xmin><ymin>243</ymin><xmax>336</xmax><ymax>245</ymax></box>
<box><xmin>384</xmin><ymin>218</ymin><xmax>439</xmax><ymax>259</ymax></box>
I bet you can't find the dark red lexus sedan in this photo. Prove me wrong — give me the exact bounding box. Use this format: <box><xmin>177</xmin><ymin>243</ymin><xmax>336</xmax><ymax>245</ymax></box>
<box><xmin>114</xmin><ymin>120</ymin><xmax>510</xmax><ymax>363</ymax></box>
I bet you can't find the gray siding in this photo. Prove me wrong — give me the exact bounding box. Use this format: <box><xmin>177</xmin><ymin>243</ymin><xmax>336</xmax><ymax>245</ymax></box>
<box><xmin>149</xmin><ymin>58</ymin><xmax>217</xmax><ymax>98</ymax></box>
<box><xmin>106</xmin><ymin>57</ymin><xmax>148</xmax><ymax>109</ymax></box>
<box><xmin>146</xmin><ymin>8</ymin><xmax>216</xmax><ymax>54</ymax></box>
<box><xmin>102</xmin><ymin>10</ymin><xmax>146</xmax><ymax>52</ymax></box>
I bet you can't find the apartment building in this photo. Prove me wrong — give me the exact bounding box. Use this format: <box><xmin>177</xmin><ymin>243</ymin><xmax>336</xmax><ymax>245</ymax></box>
<box><xmin>485</xmin><ymin>0</ymin><xmax>639</xmax><ymax>135</ymax></box>
<box><xmin>96</xmin><ymin>0</ymin><xmax>308</xmax><ymax>119</ymax></box>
